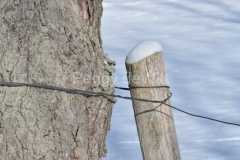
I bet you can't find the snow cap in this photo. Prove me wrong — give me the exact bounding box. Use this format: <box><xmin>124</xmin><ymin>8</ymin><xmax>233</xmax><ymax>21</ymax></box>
<box><xmin>125</xmin><ymin>40</ymin><xmax>162</xmax><ymax>64</ymax></box>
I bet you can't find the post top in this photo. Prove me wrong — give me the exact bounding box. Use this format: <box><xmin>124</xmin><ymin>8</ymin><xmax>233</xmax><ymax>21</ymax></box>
<box><xmin>125</xmin><ymin>40</ymin><xmax>162</xmax><ymax>64</ymax></box>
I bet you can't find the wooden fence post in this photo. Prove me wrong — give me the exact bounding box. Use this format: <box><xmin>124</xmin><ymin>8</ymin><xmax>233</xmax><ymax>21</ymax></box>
<box><xmin>125</xmin><ymin>41</ymin><xmax>181</xmax><ymax>160</ymax></box>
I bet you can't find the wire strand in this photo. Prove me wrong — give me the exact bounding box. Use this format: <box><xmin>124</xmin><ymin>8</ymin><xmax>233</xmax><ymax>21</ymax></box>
<box><xmin>114</xmin><ymin>85</ymin><xmax>169</xmax><ymax>90</ymax></box>
<box><xmin>1</xmin><ymin>81</ymin><xmax>240</xmax><ymax>127</ymax></box>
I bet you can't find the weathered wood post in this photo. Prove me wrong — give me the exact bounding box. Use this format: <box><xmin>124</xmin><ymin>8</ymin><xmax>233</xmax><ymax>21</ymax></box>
<box><xmin>125</xmin><ymin>41</ymin><xmax>181</xmax><ymax>160</ymax></box>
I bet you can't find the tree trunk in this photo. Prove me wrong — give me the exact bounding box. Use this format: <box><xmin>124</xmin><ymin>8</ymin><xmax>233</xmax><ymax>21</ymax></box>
<box><xmin>0</xmin><ymin>0</ymin><xmax>115</xmax><ymax>159</ymax></box>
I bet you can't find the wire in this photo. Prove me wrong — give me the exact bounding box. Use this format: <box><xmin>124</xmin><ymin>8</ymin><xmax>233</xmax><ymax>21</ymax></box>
<box><xmin>114</xmin><ymin>86</ymin><xmax>240</xmax><ymax>126</ymax></box>
<box><xmin>115</xmin><ymin>85</ymin><xmax>169</xmax><ymax>90</ymax></box>
<box><xmin>1</xmin><ymin>81</ymin><xmax>240</xmax><ymax>127</ymax></box>
<box><xmin>114</xmin><ymin>87</ymin><xmax>130</xmax><ymax>90</ymax></box>
<box><xmin>162</xmin><ymin>103</ymin><xmax>240</xmax><ymax>126</ymax></box>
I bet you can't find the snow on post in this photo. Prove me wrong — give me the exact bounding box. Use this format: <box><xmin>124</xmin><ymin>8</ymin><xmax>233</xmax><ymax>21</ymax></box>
<box><xmin>125</xmin><ymin>40</ymin><xmax>181</xmax><ymax>160</ymax></box>
<box><xmin>125</xmin><ymin>40</ymin><xmax>162</xmax><ymax>64</ymax></box>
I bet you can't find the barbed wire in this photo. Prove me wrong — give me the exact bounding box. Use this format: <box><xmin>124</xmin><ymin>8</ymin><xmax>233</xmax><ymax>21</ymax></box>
<box><xmin>0</xmin><ymin>81</ymin><xmax>240</xmax><ymax>127</ymax></box>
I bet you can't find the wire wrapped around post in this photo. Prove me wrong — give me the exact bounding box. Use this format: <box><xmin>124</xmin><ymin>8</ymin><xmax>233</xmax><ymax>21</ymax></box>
<box><xmin>125</xmin><ymin>50</ymin><xmax>181</xmax><ymax>160</ymax></box>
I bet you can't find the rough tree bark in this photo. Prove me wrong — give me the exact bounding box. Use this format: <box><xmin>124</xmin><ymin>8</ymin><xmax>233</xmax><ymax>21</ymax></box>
<box><xmin>0</xmin><ymin>0</ymin><xmax>115</xmax><ymax>159</ymax></box>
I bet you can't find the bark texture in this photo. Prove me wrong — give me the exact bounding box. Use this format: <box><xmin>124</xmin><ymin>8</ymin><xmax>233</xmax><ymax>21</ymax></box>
<box><xmin>126</xmin><ymin>52</ymin><xmax>181</xmax><ymax>160</ymax></box>
<box><xmin>0</xmin><ymin>0</ymin><xmax>115</xmax><ymax>159</ymax></box>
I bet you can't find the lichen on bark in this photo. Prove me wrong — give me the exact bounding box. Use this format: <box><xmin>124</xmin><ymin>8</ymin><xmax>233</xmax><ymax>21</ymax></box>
<box><xmin>0</xmin><ymin>0</ymin><xmax>115</xmax><ymax>159</ymax></box>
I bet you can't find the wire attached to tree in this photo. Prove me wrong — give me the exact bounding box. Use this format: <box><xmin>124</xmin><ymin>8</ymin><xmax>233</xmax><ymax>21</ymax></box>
<box><xmin>0</xmin><ymin>81</ymin><xmax>240</xmax><ymax>127</ymax></box>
